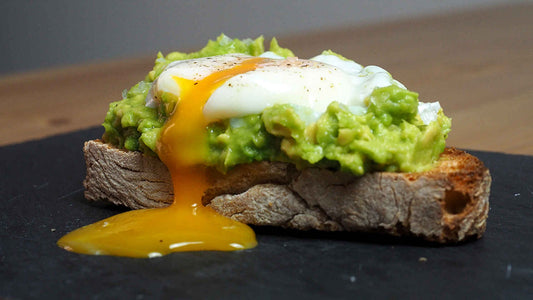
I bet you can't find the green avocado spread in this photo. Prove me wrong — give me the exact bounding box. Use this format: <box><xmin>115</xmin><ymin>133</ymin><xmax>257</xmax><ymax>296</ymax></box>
<box><xmin>102</xmin><ymin>34</ymin><xmax>451</xmax><ymax>176</ymax></box>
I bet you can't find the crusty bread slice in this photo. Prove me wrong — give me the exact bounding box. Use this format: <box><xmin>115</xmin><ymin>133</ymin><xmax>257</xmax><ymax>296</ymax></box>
<box><xmin>83</xmin><ymin>140</ymin><xmax>491</xmax><ymax>243</ymax></box>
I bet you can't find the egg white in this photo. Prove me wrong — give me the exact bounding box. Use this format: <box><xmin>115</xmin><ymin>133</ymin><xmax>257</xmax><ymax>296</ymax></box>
<box><xmin>148</xmin><ymin>53</ymin><xmax>440</xmax><ymax>124</ymax></box>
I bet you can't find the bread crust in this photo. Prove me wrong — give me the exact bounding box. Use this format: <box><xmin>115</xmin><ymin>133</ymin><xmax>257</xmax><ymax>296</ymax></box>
<box><xmin>83</xmin><ymin>140</ymin><xmax>490</xmax><ymax>243</ymax></box>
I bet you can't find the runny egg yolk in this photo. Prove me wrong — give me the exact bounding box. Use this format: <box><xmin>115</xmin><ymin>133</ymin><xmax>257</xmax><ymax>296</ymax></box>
<box><xmin>57</xmin><ymin>57</ymin><xmax>267</xmax><ymax>258</ymax></box>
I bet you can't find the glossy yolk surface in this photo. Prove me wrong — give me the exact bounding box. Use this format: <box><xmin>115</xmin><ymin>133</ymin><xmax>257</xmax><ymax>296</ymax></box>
<box><xmin>57</xmin><ymin>58</ymin><xmax>266</xmax><ymax>258</ymax></box>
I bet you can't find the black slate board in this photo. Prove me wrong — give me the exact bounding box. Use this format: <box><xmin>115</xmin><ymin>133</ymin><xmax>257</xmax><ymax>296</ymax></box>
<box><xmin>1</xmin><ymin>127</ymin><xmax>532</xmax><ymax>299</ymax></box>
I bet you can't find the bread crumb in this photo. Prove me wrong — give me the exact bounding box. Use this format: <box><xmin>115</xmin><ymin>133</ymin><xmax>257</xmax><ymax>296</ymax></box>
<box><xmin>50</xmin><ymin>228</ymin><xmax>56</xmax><ymax>232</ymax></box>
<box><xmin>419</xmin><ymin>257</ymin><xmax>428</xmax><ymax>262</ymax></box>
<box><xmin>506</xmin><ymin>264</ymin><xmax>512</xmax><ymax>279</ymax></box>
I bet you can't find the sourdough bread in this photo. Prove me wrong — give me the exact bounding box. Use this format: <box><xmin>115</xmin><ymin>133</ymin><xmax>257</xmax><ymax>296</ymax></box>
<box><xmin>83</xmin><ymin>140</ymin><xmax>490</xmax><ymax>243</ymax></box>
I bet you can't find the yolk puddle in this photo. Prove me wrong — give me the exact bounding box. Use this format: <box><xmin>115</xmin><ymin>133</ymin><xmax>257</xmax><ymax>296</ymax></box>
<box><xmin>58</xmin><ymin>57</ymin><xmax>266</xmax><ymax>258</ymax></box>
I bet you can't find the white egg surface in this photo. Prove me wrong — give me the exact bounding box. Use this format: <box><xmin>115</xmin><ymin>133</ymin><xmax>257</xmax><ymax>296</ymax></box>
<box><xmin>150</xmin><ymin>53</ymin><xmax>416</xmax><ymax>123</ymax></box>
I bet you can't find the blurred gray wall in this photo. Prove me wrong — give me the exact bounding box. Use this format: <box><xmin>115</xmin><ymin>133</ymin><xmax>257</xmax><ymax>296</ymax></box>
<box><xmin>0</xmin><ymin>0</ymin><xmax>519</xmax><ymax>75</ymax></box>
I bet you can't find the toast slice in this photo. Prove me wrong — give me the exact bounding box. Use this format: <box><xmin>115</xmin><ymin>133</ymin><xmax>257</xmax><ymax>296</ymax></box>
<box><xmin>83</xmin><ymin>140</ymin><xmax>490</xmax><ymax>243</ymax></box>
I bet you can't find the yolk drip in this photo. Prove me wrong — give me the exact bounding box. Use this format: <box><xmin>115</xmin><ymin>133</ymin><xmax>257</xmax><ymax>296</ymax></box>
<box><xmin>57</xmin><ymin>57</ymin><xmax>266</xmax><ymax>258</ymax></box>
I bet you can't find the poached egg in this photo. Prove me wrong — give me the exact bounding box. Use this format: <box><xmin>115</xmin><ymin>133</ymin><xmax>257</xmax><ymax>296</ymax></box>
<box><xmin>148</xmin><ymin>53</ymin><xmax>409</xmax><ymax>123</ymax></box>
<box><xmin>58</xmin><ymin>53</ymin><xmax>440</xmax><ymax>257</ymax></box>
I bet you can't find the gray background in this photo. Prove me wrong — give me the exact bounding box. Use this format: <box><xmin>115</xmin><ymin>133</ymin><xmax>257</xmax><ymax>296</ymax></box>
<box><xmin>0</xmin><ymin>0</ymin><xmax>523</xmax><ymax>75</ymax></box>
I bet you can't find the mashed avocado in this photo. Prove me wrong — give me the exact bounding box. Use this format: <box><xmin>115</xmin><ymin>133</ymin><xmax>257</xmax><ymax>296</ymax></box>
<box><xmin>103</xmin><ymin>34</ymin><xmax>451</xmax><ymax>175</ymax></box>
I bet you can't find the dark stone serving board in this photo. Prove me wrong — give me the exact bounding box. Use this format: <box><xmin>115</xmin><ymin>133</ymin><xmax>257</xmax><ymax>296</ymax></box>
<box><xmin>1</xmin><ymin>127</ymin><xmax>532</xmax><ymax>299</ymax></box>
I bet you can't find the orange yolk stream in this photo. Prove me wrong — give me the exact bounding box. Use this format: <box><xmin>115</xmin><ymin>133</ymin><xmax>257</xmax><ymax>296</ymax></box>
<box><xmin>57</xmin><ymin>57</ymin><xmax>267</xmax><ymax>258</ymax></box>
